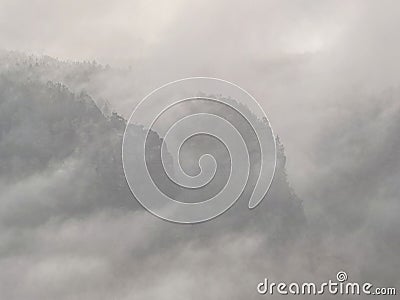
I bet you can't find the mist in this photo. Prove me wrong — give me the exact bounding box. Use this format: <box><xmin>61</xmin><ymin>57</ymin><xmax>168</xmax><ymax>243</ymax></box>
<box><xmin>0</xmin><ymin>0</ymin><xmax>399</xmax><ymax>299</ymax></box>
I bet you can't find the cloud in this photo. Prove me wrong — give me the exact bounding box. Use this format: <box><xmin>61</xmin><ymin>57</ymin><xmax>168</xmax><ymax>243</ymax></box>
<box><xmin>0</xmin><ymin>0</ymin><xmax>400</xmax><ymax>298</ymax></box>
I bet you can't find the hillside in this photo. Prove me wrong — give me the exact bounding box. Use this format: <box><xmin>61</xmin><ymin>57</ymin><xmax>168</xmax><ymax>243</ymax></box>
<box><xmin>0</xmin><ymin>52</ymin><xmax>306</xmax><ymax>299</ymax></box>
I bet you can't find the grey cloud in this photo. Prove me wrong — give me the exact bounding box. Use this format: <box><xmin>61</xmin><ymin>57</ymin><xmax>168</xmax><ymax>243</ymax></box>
<box><xmin>0</xmin><ymin>0</ymin><xmax>400</xmax><ymax>298</ymax></box>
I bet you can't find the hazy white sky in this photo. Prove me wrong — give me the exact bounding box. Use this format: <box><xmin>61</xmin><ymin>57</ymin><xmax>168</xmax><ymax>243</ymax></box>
<box><xmin>0</xmin><ymin>0</ymin><xmax>355</xmax><ymax>64</ymax></box>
